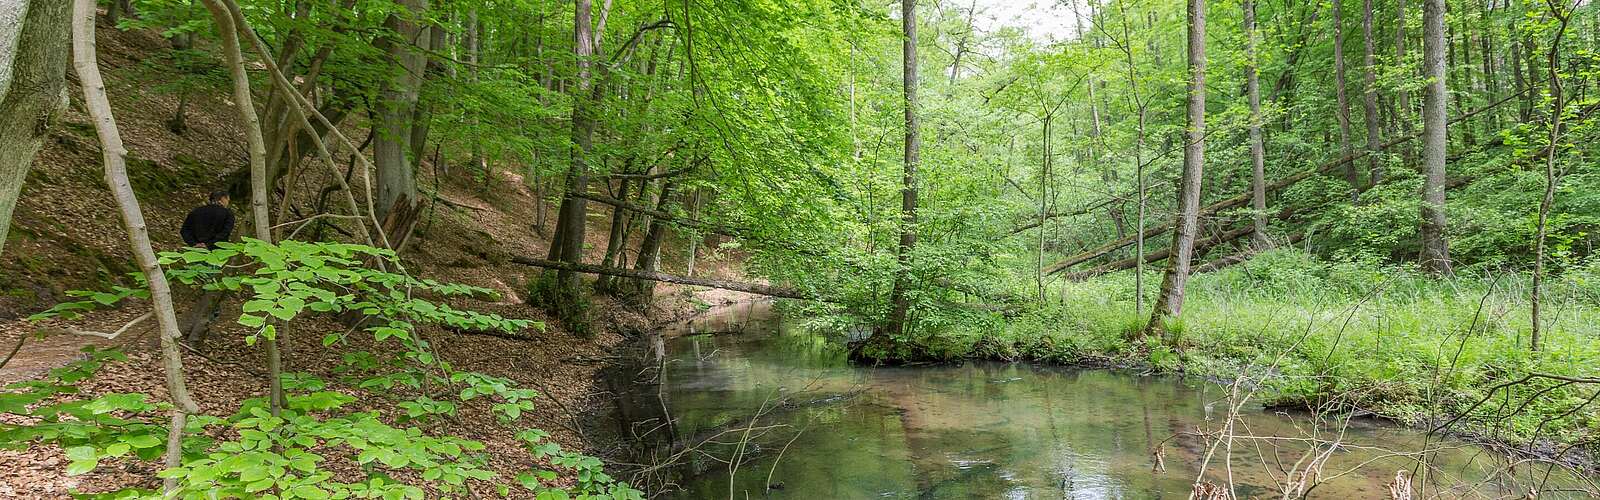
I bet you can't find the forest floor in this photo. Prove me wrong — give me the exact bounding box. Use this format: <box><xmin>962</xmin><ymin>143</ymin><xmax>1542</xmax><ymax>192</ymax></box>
<box><xmin>0</xmin><ymin>19</ymin><xmax>754</xmax><ymax>498</ymax></box>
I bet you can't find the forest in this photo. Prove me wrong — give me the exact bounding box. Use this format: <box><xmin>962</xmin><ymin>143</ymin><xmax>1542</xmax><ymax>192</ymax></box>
<box><xmin>0</xmin><ymin>0</ymin><xmax>1598</xmax><ymax>497</ymax></box>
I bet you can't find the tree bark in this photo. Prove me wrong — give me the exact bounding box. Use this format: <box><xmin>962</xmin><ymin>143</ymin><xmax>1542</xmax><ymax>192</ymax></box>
<box><xmin>628</xmin><ymin>180</ymin><xmax>677</xmax><ymax>299</ymax></box>
<box><xmin>1333</xmin><ymin>0</ymin><xmax>1359</xmax><ymax>197</ymax></box>
<box><xmin>200</xmin><ymin>0</ymin><xmax>282</xmax><ymax>413</ymax></box>
<box><xmin>70</xmin><ymin>2</ymin><xmax>200</xmax><ymax>494</ymax></box>
<box><xmin>1361</xmin><ymin>0</ymin><xmax>1383</xmax><ymax>185</ymax></box>
<box><xmin>1147</xmin><ymin>0</ymin><xmax>1205</xmax><ymax>334</ymax></box>
<box><xmin>373</xmin><ymin>0</ymin><xmax>429</xmax><ymax>221</ymax></box>
<box><xmin>1395</xmin><ymin>0</ymin><xmax>1414</xmax><ymax>166</ymax></box>
<box><xmin>1419</xmin><ymin>0</ymin><xmax>1452</xmax><ymax>274</ymax></box>
<box><xmin>407</xmin><ymin>22</ymin><xmax>445</xmax><ymax>180</ymax></box>
<box><xmin>594</xmin><ymin>179</ymin><xmax>632</xmax><ymax>293</ymax></box>
<box><xmin>466</xmin><ymin>8</ymin><xmax>486</xmax><ymax>175</ymax></box>
<box><xmin>1244</xmin><ymin>0</ymin><xmax>1268</xmax><ymax>248</ymax></box>
<box><xmin>546</xmin><ymin>0</ymin><xmax>599</xmax><ymax>291</ymax></box>
<box><xmin>884</xmin><ymin>0</ymin><xmax>920</xmax><ymax>339</ymax></box>
<box><xmin>215</xmin><ymin>0</ymin><xmax>383</xmax><ymax>251</ymax></box>
<box><xmin>0</xmin><ymin>0</ymin><xmax>69</xmax><ymax>258</ymax></box>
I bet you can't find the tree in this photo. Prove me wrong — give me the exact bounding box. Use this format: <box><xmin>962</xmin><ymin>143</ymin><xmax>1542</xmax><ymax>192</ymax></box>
<box><xmin>0</xmin><ymin>0</ymin><xmax>70</xmax><ymax>257</ymax></box>
<box><xmin>1244</xmin><ymin>0</ymin><xmax>1267</xmax><ymax>247</ymax></box>
<box><xmin>884</xmin><ymin>0</ymin><xmax>921</xmax><ymax>340</ymax></box>
<box><xmin>70</xmin><ymin>0</ymin><xmax>200</xmax><ymax>492</ymax></box>
<box><xmin>1360</xmin><ymin>0</ymin><xmax>1382</xmax><ymax>185</ymax></box>
<box><xmin>1146</xmin><ymin>0</ymin><xmax>1205</xmax><ymax>335</ymax></box>
<box><xmin>373</xmin><ymin>0</ymin><xmax>430</xmax><ymax>221</ymax></box>
<box><xmin>1532</xmin><ymin>0</ymin><xmax>1575</xmax><ymax>352</ymax></box>
<box><xmin>1333</xmin><ymin>0</ymin><xmax>1358</xmax><ymax>198</ymax></box>
<box><xmin>1419</xmin><ymin>0</ymin><xmax>1451</xmax><ymax>274</ymax></box>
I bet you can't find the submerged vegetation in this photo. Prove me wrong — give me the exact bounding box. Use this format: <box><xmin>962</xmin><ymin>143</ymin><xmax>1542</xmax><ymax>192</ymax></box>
<box><xmin>1</xmin><ymin>0</ymin><xmax>1599</xmax><ymax>496</ymax></box>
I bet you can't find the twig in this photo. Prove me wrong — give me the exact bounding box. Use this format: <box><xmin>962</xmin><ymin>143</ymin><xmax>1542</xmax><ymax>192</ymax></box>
<box><xmin>45</xmin><ymin>312</ymin><xmax>154</xmax><ymax>340</ymax></box>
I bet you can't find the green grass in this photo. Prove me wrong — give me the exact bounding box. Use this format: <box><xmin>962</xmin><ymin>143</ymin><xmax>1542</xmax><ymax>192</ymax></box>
<box><xmin>937</xmin><ymin>248</ymin><xmax>1600</xmax><ymax>449</ymax></box>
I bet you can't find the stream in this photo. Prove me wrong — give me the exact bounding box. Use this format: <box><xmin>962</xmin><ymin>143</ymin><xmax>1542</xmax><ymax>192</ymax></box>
<box><xmin>604</xmin><ymin>301</ymin><xmax>1593</xmax><ymax>499</ymax></box>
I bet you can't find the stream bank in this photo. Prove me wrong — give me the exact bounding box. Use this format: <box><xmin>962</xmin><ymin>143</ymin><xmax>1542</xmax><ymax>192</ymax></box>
<box><xmin>591</xmin><ymin>301</ymin><xmax>1598</xmax><ymax>498</ymax></box>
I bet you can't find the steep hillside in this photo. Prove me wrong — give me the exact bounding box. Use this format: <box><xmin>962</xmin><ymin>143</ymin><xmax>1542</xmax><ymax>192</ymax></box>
<box><xmin>0</xmin><ymin>17</ymin><xmax>744</xmax><ymax>498</ymax></box>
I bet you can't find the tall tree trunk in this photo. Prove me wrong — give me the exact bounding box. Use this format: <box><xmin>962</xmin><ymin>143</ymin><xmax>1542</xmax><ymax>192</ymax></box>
<box><xmin>947</xmin><ymin>0</ymin><xmax>977</xmax><ymax>87</ymax></box>
<box><xmin>1419</xmin><ymin>0</ymin><xmax>1452</xmax><ymax>274</ymax></box>
<box><xmin>629</xmin><ymin>180</ymin><xmax>677</xmax><ymax>299</ymax></box>
<box><xmin>1147</xmin><ymin>0</ymin><xmax>1206</xmax><ymax>335</ymax></box>
<box><xmin>530</xmin><ymin>6</ymin><xmax>550</xmax><ymax>236</ymax></box>
<box><xmin>1510</xmin><ymin>22</ymin><xmax>1531</xmax><ymax>122</ymax></box>
<box><xmin>373</xmin><ymin>0</ymin><xmax>429</xmax><ymax>221</ymax></box>
<box><xmin>595</xmin><ymin>179</ymin><xmax>632</xmax><ymax>292</ymax></box>
<box><xmin>1395</xmin><ymin>0</ymin><xmax>1414</xmax><ymax>167</ymax></box>
<box><xmin>1245</xmin><ymin>0</ymin><xmax>1268</xmax><ymax>247</ymax></box>
<box><xmin>70</xmin><ymin>2</ymin><xmax>201</xmax><ymax>494</ymax></box>
<box><xmin>1334</xmin><ymin>0</ymin><xmax>1359</xmax><ymax>197</ymax></box>
<box><xmin>408</xmin><ymin>23</ymin><xmax>445</xmax><ymax>181</ymax></box>
<box><xmin>1361</xmin><ymin>0</ymin><xmax>1383</xmax><ymax>185</ymax></box>
<box><xmin>0</xmin><ymin>0</ymin><xmax>70</xmax><ymax>258</ymax></box>
<box><xmin>1454</xmin><ymin>4</ymin><xmax>1476</xmax><ymax>147</ymax></box>
<box><xmin>546</xmin><ymin>0</ymin><xmax>599</xmax><ymax>291</ymax></box>
<box><xmin>200</xmin><ymin>0</ymin><xmax>281</xmax><ymax>414</ymax></box>
<box><xmin>466</xmin><ymin>8</ymin><xmax>486</xmax><ymax>176</ymax></box>
<box><xmin>1036</xmin><ymin>114</ymin><xmax>1052</xmax><ymax>303</ymax></box>
<box><xmin>684</xmin><ymin>188</ymin><xmax>702</xmax><ymax>278</ymax></box>
<box><xmin>1522</xmin><ymin>31</ymin><xmax>1540</xmax><ymax>121</ymax></box>
<box><xmin>883</xmin><ymin>0</ymin><xmax>921</xmax><ymax>340</ymax></box>
<box><xmin>1114</xmin><ymin>0</ymin><xmax>1148</xmax><ymax>313</ymax></box>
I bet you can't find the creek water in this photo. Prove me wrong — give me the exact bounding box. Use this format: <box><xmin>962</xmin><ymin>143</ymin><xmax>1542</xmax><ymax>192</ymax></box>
<box><xmin>607</xmin><ymin>301</ymin><xmax>1593</xmax><ymax>499</ymax></box>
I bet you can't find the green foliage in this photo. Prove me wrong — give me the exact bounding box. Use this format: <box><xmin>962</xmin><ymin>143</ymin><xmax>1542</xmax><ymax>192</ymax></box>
<box><xmin>3</xmin><ymin>241</ymin><xmax>639</xmax><ymax>499</ymax></box>
<box><xmin>25</xmin><ymin>281</ymin><xmax>149</xmax><ymax>322</ymax></box>
<box><xmin>0</xmin><ymin>348</ymin><xmax>170</xmax><ymax>476</ymax></box>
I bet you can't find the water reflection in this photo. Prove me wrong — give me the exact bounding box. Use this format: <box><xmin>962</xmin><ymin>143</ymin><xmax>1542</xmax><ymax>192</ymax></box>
<box><xmin>620</xmin><ymin>303</ymin><xmax>1593</xmax><ymax>499</ymax></box>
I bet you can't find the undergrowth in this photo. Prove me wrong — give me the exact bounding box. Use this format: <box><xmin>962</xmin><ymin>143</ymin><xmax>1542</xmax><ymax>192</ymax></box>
<box><xmin>819</xmin><ymin>248</ymin><xmax>1600</xmax><ymax>451</ymax></box>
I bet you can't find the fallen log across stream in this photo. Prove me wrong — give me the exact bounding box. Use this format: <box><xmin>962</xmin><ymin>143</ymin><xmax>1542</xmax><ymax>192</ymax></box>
<box><xmin>510</xmin><ymin>256</ymin><xmax>825</xmax><ymax>300</ymax></box>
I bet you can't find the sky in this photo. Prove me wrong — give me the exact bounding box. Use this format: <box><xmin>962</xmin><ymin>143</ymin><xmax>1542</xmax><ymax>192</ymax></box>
<box><xmin>969</xmin><ymin>0</ymin><xmax>1083</xmax><ymax>43</ymax></box>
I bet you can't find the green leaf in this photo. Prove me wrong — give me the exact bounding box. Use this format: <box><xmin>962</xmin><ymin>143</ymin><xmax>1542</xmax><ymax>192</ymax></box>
<box><xmin>66</xmin><ymin>459</ymin><xmax>98</xmax><ymax>475</ymax></box>
<box><xmin>64</xmin><ymin>445</ymin><xmax>96</xmax><ymax>461</ymax></box>
<box><xmin>122</xmin><ymin>433</ymin><xmax>162</xmax><ymax>449</ymax></box>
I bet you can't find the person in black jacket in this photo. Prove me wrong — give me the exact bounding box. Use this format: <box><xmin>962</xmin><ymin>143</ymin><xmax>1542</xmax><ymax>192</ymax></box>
<box><xmin>181</xmin><ymin>190</ymin><xmax>235</xmax><ymax>249</ymax></box>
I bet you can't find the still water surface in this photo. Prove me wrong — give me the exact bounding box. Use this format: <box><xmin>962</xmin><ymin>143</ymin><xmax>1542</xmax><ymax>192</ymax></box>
<box><xmin>622</xmin><ymin>302</ymin><xmax>1592</xmax><ymax>499</ymax></box>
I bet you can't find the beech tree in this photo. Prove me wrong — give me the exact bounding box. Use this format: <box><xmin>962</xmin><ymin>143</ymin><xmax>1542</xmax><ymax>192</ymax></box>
<box><xmin>373</xmin><ymin>0</ymin><xmax>430</xmax><ymax>220</ymax></box>
<box><xmin>1419</xmin><ymin>0</ymin><xmax>1451</xmax><ymax>274</ymax></box>
<box><xmin>0</xmin><ymin>0</ymin><xmax>69</xmax><ymax>257</ymax></box>
<box><xmin>882</xmin><ymin>0</ymin><xmax>921</xmax><ymax>341</ymax></box>
<box><xmin>1146</xmin><ymin>0</ymin><xmax>1206</xmax><ymax>335</ymax></box>
<box><xmin>1244</xmin><ymin>0</ymin><xmax>1267</xmax><ymax>247</ymax></box>
<box><xmin>70</xmin><ymin>0</ymin><xmax>200</xmax><ymax>491</ymax></box>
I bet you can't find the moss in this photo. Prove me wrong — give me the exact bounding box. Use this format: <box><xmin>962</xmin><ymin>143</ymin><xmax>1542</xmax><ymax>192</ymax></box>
<box><xmin>127</xmin><ymin>153</ymin><xmax>218</xmax><ymax>199</ymax></box>
<box><xmin>526</xmin><ymin>272</ymin><xmax>593</xmax><ymax>337</ymax></box>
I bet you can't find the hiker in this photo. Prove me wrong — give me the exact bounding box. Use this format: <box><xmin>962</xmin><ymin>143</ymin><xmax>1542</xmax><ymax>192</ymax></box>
<box><xmin>181</xmin><ymin>190</ymin><xmax>235</xmax><ymax>250</ymax></box>
<box><xmin>178</xmin><ymin>191</ymin><xmax>233</xmax><ymax>346</ymax></box>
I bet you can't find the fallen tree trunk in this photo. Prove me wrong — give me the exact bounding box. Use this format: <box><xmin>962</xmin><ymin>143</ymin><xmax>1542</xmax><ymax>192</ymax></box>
<box><xmin>1045</xmin><ymin>88</ymin><xmax>1530</xmax><ymax>276</ymax></box>
<box><xmin>1071</xmin><ymin>163</ymin><xmax>1499</xmax><ymax>280</ymax></box>
<box><xmin>1063</xmin><ymin>225</ymin><xmax>1256</xmax><ymax>281</ymax></box>
<box><xmin>510</xmin><ymin>256</ymin><xmax>821</xmax><ymax>300</ymax></box>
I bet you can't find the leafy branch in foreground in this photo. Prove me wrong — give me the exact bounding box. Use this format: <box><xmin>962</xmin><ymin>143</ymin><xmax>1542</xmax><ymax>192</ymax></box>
<box><xmin>0</xmin><ymin>240</ymin><xmax>642</xmax><ymax>499</ymax></box>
